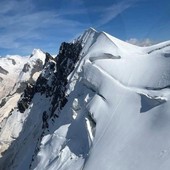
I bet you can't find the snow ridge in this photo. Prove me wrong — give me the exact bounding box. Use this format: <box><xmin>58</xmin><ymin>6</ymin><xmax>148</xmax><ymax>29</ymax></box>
<box><xmin>0</xmin><ymin>28</ymin><xmax>170</xmax><ymax>170</ymax></box>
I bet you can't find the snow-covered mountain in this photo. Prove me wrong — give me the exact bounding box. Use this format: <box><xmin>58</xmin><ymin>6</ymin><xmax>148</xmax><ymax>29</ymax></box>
<box><xmin>0</xmin><ymin>49</ymin><xmax>46</xmax><ymax>148</ymax></box>
<box><xmin>0</xmin><ymin>28</ymin><xmax>170</xmax><ymax>170</ymax></box>
<box><xmin>0</xmin><ymin>49</ymin><xmax>46</xmax><ymax>98</ymax></box>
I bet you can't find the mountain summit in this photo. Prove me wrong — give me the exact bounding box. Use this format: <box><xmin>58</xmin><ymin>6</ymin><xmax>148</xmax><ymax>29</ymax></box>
<box><xmin>0</xmin><ymin>28</ymin><xmax>170</xmax><ymax>170</ymax></box>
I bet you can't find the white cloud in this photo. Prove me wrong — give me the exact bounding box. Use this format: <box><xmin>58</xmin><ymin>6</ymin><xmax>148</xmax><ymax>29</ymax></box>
<box><xmin>126</xmin><ymin>38</ymin><xmax>156</xmax><ymax>46</ymax></box>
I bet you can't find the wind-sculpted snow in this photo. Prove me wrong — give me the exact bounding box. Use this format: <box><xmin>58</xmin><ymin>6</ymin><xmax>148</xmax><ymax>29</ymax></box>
<box><xmin>82</xmin><ymin>30</ymin><xmax>170</xmax><ymax>170</ymax></box>
<box><xmin>0</xmin><ymin>28</ymin><xmax>170</xmax><ymax>170</ymax></box>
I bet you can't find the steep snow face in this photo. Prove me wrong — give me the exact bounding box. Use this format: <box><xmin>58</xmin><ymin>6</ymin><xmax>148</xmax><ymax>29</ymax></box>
<box><xmin>81</xmin><ymin>30</ymin><xmax>170</xmax><ymax>170</ymax></box>
<box><xmin>0</xmin><ymin>28</ymin><xmax>170</xmax><ymax>170</ymax></box>
<box><xmin>34</xmin><ymin>29</ymin><xmax>170</xmax><ymax>170</ymax></box>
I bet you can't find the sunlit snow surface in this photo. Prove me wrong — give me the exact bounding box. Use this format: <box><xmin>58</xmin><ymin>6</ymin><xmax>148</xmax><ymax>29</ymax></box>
<box><xmin>1</xmin><ymin>28</ymin><xmax>170</xmax><ymax>170</ymax></box>
<box><xmin>33</xmin><ymin>29</ymin><xmax>170</xmax><ymax>170</ymax></box>
<box><xmin>0</xmin><ymin>49</ymin><xmax>46</xmax><ymax>162</ymax></box>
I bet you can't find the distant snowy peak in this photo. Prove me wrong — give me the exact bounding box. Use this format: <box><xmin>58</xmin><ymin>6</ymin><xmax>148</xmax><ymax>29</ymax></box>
<box><xmin>30</xmin><ymin>49</ymin><xmax>46</xmax><ymax>64</ymax></box>
<box><xmin>18</xmin><ymin>49</ymin><xmax>46</xmax><ymax>83</ymax></box>
<box><xmin>0</xmin><ymin>49</ymin><xmax>46</xmax><ymax>126</ymax></box>
<box><xmin>31</xmin><ymin>48</ymin><xmax>43</xmax><ymax>56</ymax></box>
<box><xmin>0</xmin><ymin>49</ymin><xmax>46</xmax><ymax>99</ymax></box>
<box><xmin>0</xmin><ymin>55</ymin><xmax>27</xmax><ymax>98</ymax></box>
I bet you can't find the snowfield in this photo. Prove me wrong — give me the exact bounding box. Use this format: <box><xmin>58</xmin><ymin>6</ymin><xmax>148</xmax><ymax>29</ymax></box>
<box><xmin>0</xmin><ymin>28</ymin><xmax>170</xmax><ymax>170</ymax></box>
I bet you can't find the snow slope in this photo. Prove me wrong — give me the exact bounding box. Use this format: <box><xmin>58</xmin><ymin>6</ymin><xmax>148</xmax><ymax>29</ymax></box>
<box><xmin>0</xmin><ymin>28</ymin><xmax>170</xmax><ymax>170</ymax></box>
<box><xmin>35</xmin><ymin>29</ymin><xmax>170</xmax><ymax>170</ymax></box>
<box><xmin>0</xmin><ymin>55</ymin><xmax>28</xmax><ymax>99</ymax></box>
<box><xmin>0</xmin><ymin>49</ymin><xmax>46</xmax><ymax>156</ymax></box>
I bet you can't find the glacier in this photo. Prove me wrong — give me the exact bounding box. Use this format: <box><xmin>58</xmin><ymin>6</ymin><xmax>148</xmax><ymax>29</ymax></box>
<box><xmin>0</xmin><ymin>28</ymin><xmax>170</xmax><ymax>170</ymax></box>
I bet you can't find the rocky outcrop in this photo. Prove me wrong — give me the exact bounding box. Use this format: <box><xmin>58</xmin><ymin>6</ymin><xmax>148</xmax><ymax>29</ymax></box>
<box><xmin>17</xmin><ymin>41</ymin><xmax>82</xmax><ymax>116</ymax></box>
<box><xmin>0</xmin><ymin>66</ymin><xmax>8</xmax><ymax>75</ymax></box>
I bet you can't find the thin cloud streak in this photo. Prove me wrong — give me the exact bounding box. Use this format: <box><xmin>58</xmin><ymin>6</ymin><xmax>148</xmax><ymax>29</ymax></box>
<box><xmin>0</xmin><ymin>0</ymin><xmax>86</xmax><ymax>54</ymax></box>
<box><xmin>0</xmin><ymin>0</ymin><xmax>34</xmax><ymax>15</ymax></box>
<box><xmin>97</xmin><ymin>0</ymin><xmax>136</xmax><ymax>26</ymax></box>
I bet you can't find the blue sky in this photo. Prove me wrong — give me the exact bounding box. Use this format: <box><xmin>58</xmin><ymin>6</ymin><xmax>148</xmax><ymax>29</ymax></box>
<box><xmin>0</xmin><ymin>0</ymin><xmax>170</xmax><ymax>56</ymax></box>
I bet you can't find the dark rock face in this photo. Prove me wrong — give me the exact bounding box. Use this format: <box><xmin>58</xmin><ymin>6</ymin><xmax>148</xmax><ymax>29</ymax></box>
<box><xmin>0</xmin><ymin>66</ymin><xmax>8</xmax><ymax>75</ymax></box>
<box><xmin>18</xmin><ymin>83</ymin><xmax>35</xmax><ymax>113</ymax></box>
<box><xmin>34</xmin><ymin>41</ymin><xmax>82</xmax><ymax>117</ymax></box>
<box><xmin>15</xmin><ymin>82</ymin><xmax>29</xmax><ymax>94</ymax></box>
<box><xmin>7</xmin><ymin>58</ymin><xmax>16</xmax><ymax>65</ymax></box>
<box><xmin>17</xmin><ymin>40</ymin><xmax>82</xmax><ymax>118</ymax></box>
<box><xmin>0</xmin><ymin>77</ymin><xmax>3</xmax><ymax>82</ymax></box>
<box><xmin>22</xmin><ymin>63</ymin><xmax>31</xmax><ymax>73</ymax></box>
<box><xmin>50</xmin><ymin>41</ymin><xmax>82</xmax><ymax>116</ymax></box>
<box><xmin>34</xmin><ymin>53</ymin><xmax>55</xmax><ymax>95</ymax></box>
<box><xmin>42</xmin><ymin>111</ymin><xmax>49</xmax><ymax>129</ymax></box>
<box><xmin>0</xmin><ymin>98</ymin><xmax>6</xmax><ymax>108</ymax></box>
